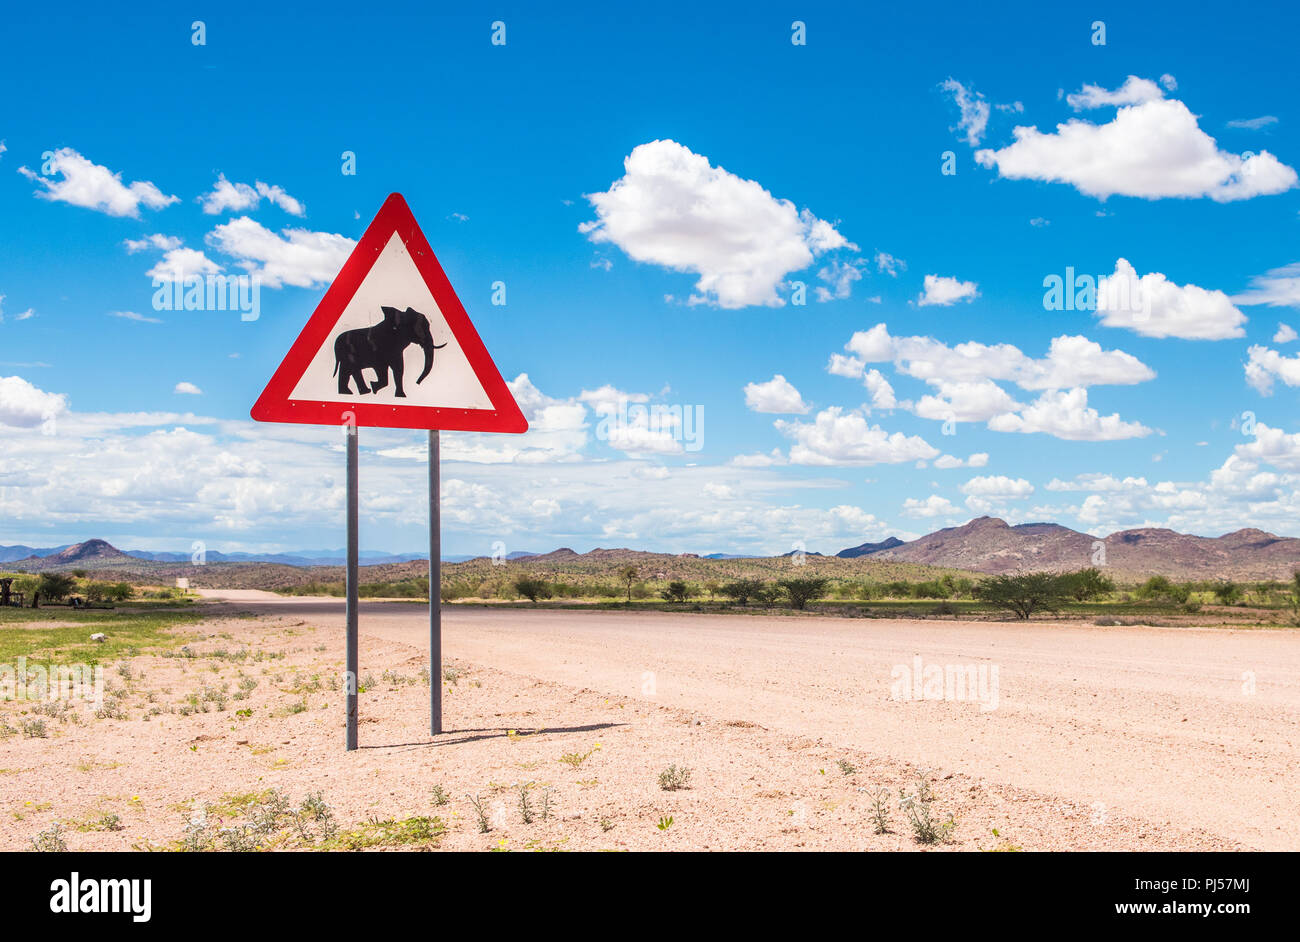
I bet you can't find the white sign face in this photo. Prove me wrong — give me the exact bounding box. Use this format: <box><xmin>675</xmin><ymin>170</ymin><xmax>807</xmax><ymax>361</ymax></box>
<box><xmin>287</xmin><ymin>233</ymin><xmax>493</xmax><ymax>410</ymax></box>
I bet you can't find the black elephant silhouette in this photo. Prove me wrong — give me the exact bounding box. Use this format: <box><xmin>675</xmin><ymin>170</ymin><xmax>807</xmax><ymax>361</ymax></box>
<box><xmin>332</xmin><ymin>305</ymin><xmax>447</xmax><ymax>397</ymax></box>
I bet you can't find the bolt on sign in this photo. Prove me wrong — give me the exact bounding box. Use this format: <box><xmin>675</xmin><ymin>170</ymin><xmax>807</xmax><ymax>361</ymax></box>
<box><xmin>252</xmin><ymin>193</ymin><xmax>528</xmax><ymax>749</ymax></box>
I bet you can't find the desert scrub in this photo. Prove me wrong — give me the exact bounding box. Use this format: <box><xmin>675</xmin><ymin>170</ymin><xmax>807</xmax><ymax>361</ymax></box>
<box><xmin>271</xmin><ymin>697</ymin><xmax>309</xmax><ymax>718</ymax></box>
<box><xmin>322</xmin><ymin>816</ymin><xmax>445</xmax><ymax>851</ymax></box>
<box><xmin>899</xmin><ymin>774</ymin><xmax>954</xmax><ymax>845</ymax></box>
<box><xmin>559</xmin><ymin>745</ymin><xmax>600</xmax><ymax>768</ymax></box>
<box><xmin>285</xmin><ymin>673</ymin><xmax>323</xmax><ymax>694</ymax></box>
<box><xmin>658</xmin><ymin>764</ymin><xmax>692</xmax><ymax>791</ymax></box>
<box><xmin>30</xmin><ymin>822</ymin><xmax>69</xmax><ymax>852</ymax></box>
<box><xmin>291</xmin><ymin>792</ymin><xmax>338</xmax><ymax>842</ymax></box>
<box><xmin>21</xmin><ymin>718</ymin><xmax>49</xmax><ymax>738</ymax></box>
<box><xmin>869</xmin><ymin>787</ymin><xmax>892</xmax><ymax>834</ymax></box>
<box><xmin>431</xmin><ymin>784</ymin><xmax>449</xmax><ymax>806</ymax></box>
<box><xmin>517</xmin><ymin>783</ymin><xmax>535</xmax><ymax>823</ymax></box>
<box><xmin>72</xmin><ymin>812</ymin><xmax>123</xmax><ymax>833</ymax></box>
<box><xmin>168</xmin><ymin>790</ymin><xmax>339</xmax><ymax>851</ymax></box>
<box><xmin>468</xmin><ymin>794</ymin><xmax>491</xmax><ymax>833</ymax></box>
<box><xmin>837</xmin><ymin>758</ymin><xmax>857</xmax><ymax>776</ymax></box>
<box><xmin>95</xmin><ymin>697</ymin><xmax>128</xmax><ymax>720</ymax></box>
<box><xmin>32</xmin><ymin>700</ymin><xmax>77</xmax><ymax>724</ymax></box>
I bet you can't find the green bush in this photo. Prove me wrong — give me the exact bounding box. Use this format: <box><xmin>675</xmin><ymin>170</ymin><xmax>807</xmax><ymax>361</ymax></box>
<box><xmin>778</xmin><ymin>577</ymin><xmax>830</xmax><ymax>610</ymax></box>
<box><xmin>975</xmin><ymin>572</ymin><xmax>1070</xmax><ymax>620</ymax></box>
<box><xmin>659</xmin><ymin>580</ymin><xmax>690</xmax><ymax>603</ymax></box>
<box><xmin>1212</xmin><ymin>581</ymin><xmax>1244</xmax><ymax>605</ymax></box>
<box><xmin>36</xmin><ymin>573</ymin><xmax>76</xmax><ymax>602</ymax></box>
<box><xmin>1059</xmin><ymin>568</ymin><xmax>1115</xmax><ymax>601</ymax></box>
<box><xmin>512</xmin><ymin>577</ymin><xmax>552</xmax><ymax>604</ymax></box>
<box><xmin>720</xmin><ymin>579</ymin><xmax>765</xmax><ymax>605</ymax></box>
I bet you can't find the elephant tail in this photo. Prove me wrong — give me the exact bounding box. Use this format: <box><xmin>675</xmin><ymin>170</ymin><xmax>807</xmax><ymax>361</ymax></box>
<box><xmin>433</xmin><ymin>341</ymin><xmax>448</xmax><ymax>349</ymax></box>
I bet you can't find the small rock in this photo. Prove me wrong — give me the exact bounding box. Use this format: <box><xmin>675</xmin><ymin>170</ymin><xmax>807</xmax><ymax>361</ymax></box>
<box><xmin>90</xmin><ymin>633</ymin><xmax>106</xmax><ymax>643</ymax></box>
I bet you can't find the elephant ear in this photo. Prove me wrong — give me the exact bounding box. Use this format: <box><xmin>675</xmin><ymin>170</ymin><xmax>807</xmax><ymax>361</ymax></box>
<box><xmin>380</xmin><ymin>306</ymin><xmax>401</xmax><ymax>323</ymax></box>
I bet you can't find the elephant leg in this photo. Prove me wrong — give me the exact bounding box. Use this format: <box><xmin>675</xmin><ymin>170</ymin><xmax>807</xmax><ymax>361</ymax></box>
<box><xmin>369</xmin><ymin>364</ymin><xmax>389</xmax><ymax>394</ymax></box>
<box><xmin>337</xmin><ymin>360</ymin><xmax>353</xmax><ymax>394</ymax></box>
<box><xmin>392</xmin><ymin>358</ymin><xmax>406</xmax><ymax>398</ymax></box>
<box><xmin>350</xmin><ymin>368</ymin><xmax>371</xmax><ymax>395</ymax></box>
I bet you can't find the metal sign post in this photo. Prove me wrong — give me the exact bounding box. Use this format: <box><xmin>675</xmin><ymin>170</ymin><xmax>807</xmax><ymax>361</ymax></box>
<box><xmin>428</xmin><ymin>430</ymin><xmax>442</xmax><ymax>734</ymax></box>
<box><xmin>345</xmin><ymin>426</ymin><xmax>360</xmax><ymax>751</ymax></box>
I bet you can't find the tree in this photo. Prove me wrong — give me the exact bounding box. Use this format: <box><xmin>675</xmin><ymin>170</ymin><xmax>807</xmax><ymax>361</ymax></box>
<box><xmin>702</xmin><ymin>580</ymin><xmax>720</xmax><ymax>602</ymax></box>
<box><xmin>618</xmin><ymin>566</ymin><xmax>638</xmax><ymax>604</ymax></box>
<box><xmin>883</xmin><ymin>580</ymin><xmax>912</xmax><ymax>598</ymax></box>
<box><xmin>37</xmin><ymin>572</ymin><xmax>76</xmax><ymax>603</ymax></box>
<box><xmin>720</xmin><ymin>579</ymin><xmax>765</xmax><ymax>606</ymax></box>
<box><xmin>1137</xmin><ymin>575</ymin><xmax>1173</xmax><ymax>599</ymax></box>
<box><xmin>1212</xmin><ymin>581</ymin><xmax>1243</xmax><ymax>605</ymax></box>
<box><xmin>1060</xmin><ymin>567</ymin><xmax>1115</xmax><ymax>602</ymax></box>
<box><xmin>660</xmin><ymin>580</ymin><xmax>689</xmax><ymax>603</ymax></box>
<box><xmin>778</xmin><ymin>577</ymin><xmax>830</xmax><ymax>610</ymax></box>
<box><xmin>106</xmin><ymin>582</ymin><xmax>134</xmax><ymax>602</ymax></box>
<box><xmin>975</xmin><ymin>572</ymin><xmax>1069</xmax><ymax>620</ymax></box>
<box><xmin>512</xmin><ymin>576</ymin><xmax>552</xmax><ymax>604</ymax></box>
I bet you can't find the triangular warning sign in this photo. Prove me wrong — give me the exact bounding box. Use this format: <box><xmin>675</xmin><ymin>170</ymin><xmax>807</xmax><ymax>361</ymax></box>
<box><xmin>251</xmin><ymin>193</ymin><xmax>528</xmax><ymax>433</ymax></box>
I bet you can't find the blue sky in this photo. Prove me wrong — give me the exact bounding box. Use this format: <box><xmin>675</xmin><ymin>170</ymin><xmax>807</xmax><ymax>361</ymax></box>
<box><xmin>2</xmin><ymin>1</ymin><xmax>1300</xmax><ymax>556</ymax></box>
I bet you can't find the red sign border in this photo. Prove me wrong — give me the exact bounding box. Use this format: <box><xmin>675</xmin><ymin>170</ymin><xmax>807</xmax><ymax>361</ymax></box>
<box><xmin>250</xmin><ymin>193</ymin><xmax>528</xmax><ymax>433</ymax></box>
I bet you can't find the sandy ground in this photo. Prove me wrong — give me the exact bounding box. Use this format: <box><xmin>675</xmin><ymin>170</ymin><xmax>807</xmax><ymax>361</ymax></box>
<box><xmin>2</xmin><ymin>590</ymin><xmax>1295</xmax><ymax>851</ymax></box>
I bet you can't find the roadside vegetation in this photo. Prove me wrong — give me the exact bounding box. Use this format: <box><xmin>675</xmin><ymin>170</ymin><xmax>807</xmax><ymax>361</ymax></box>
<box><xmin>264</xmin><ymin>565</ymin><xmax>1300</xmax><ymax>625</ymax></box>
<box><xmin>0</xmin><ymin>605</ymin><xmax>202</xmax><ymax>667</ymax></box>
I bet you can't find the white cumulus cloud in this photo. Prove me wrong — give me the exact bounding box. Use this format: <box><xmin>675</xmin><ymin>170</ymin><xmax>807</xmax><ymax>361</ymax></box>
<box><xmin>1244</xmin><ymin>345</ymin><xmax>1300</xmax><ymax>395</ymax></box>
<box><xmin>206</xmin><ymin>217</ymin><xmax>355</xmax><ymax>289</ymax></box>
<box><xmin>1096</xmin><ymin>258</ymin><xmax>1246</xmax><ymax>339</ymax></box>
<box><xmin>988</xmin><ymin>388</ymin><xmax>1152</xmax><ymax>441</ymax></box>
<box><xmin>902</xmin><ymin>494</ymin><xmax>957</xmax><ymax>518</ymax></box>
<box><xmin>775</xmin><ymin>407</ymin><xmax>939</xmax><ymax>466</ymax></box>
<box><xmin>743</xmin><ymin>375</ymin><xmax>810</xmax><ymax>414</ymax></box>
<box><xmin>18</xmin><ymin>147</ymin><xmax>178</xmax><ymax>217</ymax></box>
<box><xmin>0</xmin><ymin>376</ymin><xmax>67</xmax><ymax>427</ymax></box>
<box><xmin>580</xmin><ymin>139</ymin><xmax>856</xmax><ymax>308</ymax></box>
<box><xmin>961</xmin><ymin>474</ymin><xmax>1034</xmax><ymax>498</ymax></box>
<box><xmin>975</xmin><ymin>78</ymin><xmax>1297</xmax><ymax>202</ymax></box>
<box><xmin>918</xmin><ymin>274</ymin><xmax>978</xmax><ymax>307</ymax></box>
<box><xmin>199</xmin><ymin>174</ymin><xmax>306</xmax><ymax>216</ymax></box>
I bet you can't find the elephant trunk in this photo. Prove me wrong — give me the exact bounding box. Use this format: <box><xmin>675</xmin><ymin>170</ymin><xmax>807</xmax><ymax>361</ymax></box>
<box><xmin>414</xmin><ymin>317</ymin><xmax>435</xmax><ymax>384</ymax></box>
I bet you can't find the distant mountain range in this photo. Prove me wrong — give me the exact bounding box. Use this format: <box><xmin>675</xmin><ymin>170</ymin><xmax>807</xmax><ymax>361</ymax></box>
<box><xmin>850</xmin><ymin>516</ymin><xmax>1300</xmax><ymax>580</ymax></box>
<box><xmin>5</xmin><ymin>518</ymin><xmax>1300</xmax><ymax>580</ymax></box>
<box><xmin>0</xmin><ymin>539</ymin><xmax>438</xmax><ymax>569</ymax></box>
<box><xmin>836</xmin><ymin>536</ymin><xmax>906</xmax><ymax>559</ymax></box>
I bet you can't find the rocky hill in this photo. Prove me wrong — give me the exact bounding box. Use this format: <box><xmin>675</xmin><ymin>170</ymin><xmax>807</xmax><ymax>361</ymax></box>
<box><xmin>869</xmin><ymin>517</ymin><xmax>1300</xmax><ymax>580</ymax></box>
